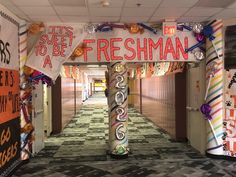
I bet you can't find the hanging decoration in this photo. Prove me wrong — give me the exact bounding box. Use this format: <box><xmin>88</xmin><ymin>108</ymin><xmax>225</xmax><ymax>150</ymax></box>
<box><xmin>137</xmin><ymin>23</ymin><xmax>157</xmax><ymax>34</ymax></box>
<box><xmin>28</xmin><ymin>22</ymin><xmax>45</xmax><ymax>35</ymax></box>
<box><xmin>127</xmin><ymin>23</ymin><xmax>144</xmax><ymax>34</ymax></box>
<box><xmin>71</xmin><ymin>43</ymin><xmax>87</xmax><ymax>60</ymax></box>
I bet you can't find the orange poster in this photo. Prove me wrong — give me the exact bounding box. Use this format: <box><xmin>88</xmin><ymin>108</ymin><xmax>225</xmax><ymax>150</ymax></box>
<box><xmin>0</xmin><ymin>68</ymin><xmax>20</xmax><ymax>124</ymax></box>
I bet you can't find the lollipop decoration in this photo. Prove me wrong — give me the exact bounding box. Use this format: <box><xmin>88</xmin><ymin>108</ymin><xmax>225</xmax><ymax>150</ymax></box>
<box><xmin>202</xmin><ymin>25</ymin><xmax>220</xmax><ymax>59</ymax></box>
<box><xmin>200</xmin><ymin>103</ymin><xmax>220</xmax><ymax>145</ymax></box>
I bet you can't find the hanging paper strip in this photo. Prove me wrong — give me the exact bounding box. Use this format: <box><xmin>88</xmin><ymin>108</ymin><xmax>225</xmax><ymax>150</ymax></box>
<box><xmin>205</xmin><ymin>20</ymin><xmax>224</xmax><ymax>156</ymax></box>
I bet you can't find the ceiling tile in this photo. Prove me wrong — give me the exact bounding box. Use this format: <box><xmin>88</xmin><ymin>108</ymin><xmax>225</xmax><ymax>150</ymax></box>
<box><xmin>153</xmin><ymin>7</ymin><xmax>189</xmax><ymax>17</ymax></box>
<box><xmin>185</xmin><ymin>7</ymin><xmax>223</xmax><ymax>16</ymax></box>
<box><xmin>124</xmin><ymin>0</ymin><xmax>162</xmax><ymax>8</ymax></box>
<box><xmin>18</xmin><ymin>6</ymin><xmax>56</xmax><ymax>15</ymax></box>
<box><xmin>49</xmin><ymin>0</ymin><xmax>86</xmax><ymax>6</ymax></box>
<box><xmin>89</xmin><ymin>7</ymin><xmax>121</xmax><ymax>17</ymax></box>
<box><xmin>178</xmin><ymin>16</ymin><xmax>210</xmax><ymax>22</ymax></box>
<box><xmin>195</xmin><ymin>0</ymin><xmax>235</xmax><ymax>8</ymax></box>
<box><xmin>227</xmin><ymin>2</ymin><xmax>236</xmax><ymax>8</ymax></box>
<box><xmin>30</xmin><ymin>15</ymin><xmax>61</xmax><ymax>22</ymax></box>
<box><xmin>88</xmin><ymin>0</ymin><xmax>125</xmax><ymax>7</ymax></box>
<box><xmin>213</xmin><ymin>9</ymin><xmax>236</xmax><ymax>18</ymax></box>
<box><xmin>120</xmin><ymin>16</ymin><xmax>149</xmax><ymax>23</ymax></box>
<box><xmin>54</xmin><ymin>6</ymin><xmax>88</xmax><ymax>16</ymax></box>
<box><xmin>148</xmin><ymin>16</ymin><xmax>164</xmax><ymax>22</ymax></box>
<box><xmin>11</xmin><ymin>0</ymin><xmax>51</xmax><ymax>6</ymax></box>
<box><xmin>122</xmin><ymin>7</ymin><xmax>156</xmax><ymax>17</ymax></box>
<box><xmin>60</xmin><ymin>16</ymin><xmax>89</xmax><ymax>22</ymax></box>
<box><xmin>160</xmin><ymin>0</ymin><xmax>199</xmax><ymax>8</ymax></box>
<box><xmin>0</xmin><ymin>0</ymin><xmax>16</xmax><ymax>7</ymax></box>
<box><xmin>90</xmin><ymin>16</ymin><xmax>119</xmax><ymax>23</ymax></box>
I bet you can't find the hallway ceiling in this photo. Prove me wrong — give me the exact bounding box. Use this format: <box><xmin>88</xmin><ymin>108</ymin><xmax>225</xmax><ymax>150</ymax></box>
<box><xmin>1</xmin><ymin>0</ymin><xmax>236</xmax><ymax>23</ymax></box>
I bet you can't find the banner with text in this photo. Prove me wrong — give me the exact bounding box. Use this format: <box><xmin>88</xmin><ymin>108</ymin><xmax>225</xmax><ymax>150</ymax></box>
<box><xmin>80</xmin><ymin>30</ymin><xmax>197</xmax><ymax>63</ymax></box>
<box><xmin>0</xmin><ymin>7</ymin><xmax>20</xmax><ymax>177</ymax></box>
<box><xmin>26</xmin><ymin>25</ymin><xmax>85</xmax><ymax>80</ymax></box>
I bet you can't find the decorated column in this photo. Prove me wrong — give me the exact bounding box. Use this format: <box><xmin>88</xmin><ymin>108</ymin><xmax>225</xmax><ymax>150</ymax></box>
<box><xmin>205</xmin><ymin>20</ymin><xmax>224</xmax><ymax>156</ymax></box>
<box><xmin>108</xmin><ymin>62</ymin><xmax>129</xmax><ymax>157</ymax></box>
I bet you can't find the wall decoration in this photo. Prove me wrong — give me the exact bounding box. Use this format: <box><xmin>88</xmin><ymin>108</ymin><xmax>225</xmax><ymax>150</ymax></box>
<box><xmin>26</xmin><ymin>25</ymin><xmax>86</xmax><ymax>80</ymax></box>
<box><xmin>0</xmin><ymin>7</ymin><xmax>21</xmax><ymax>176</ymax></box>
<box><xmin>224</xmin><ymin>69</ymin><xmax>236</xmax><ymax>157</ymax></box>
<box><xmin>108</xmin><ymin>62</ymin><xmax>129</xmax><ymax>157</ymax></box>
<box><xmin>204</xmin><ymin>20</ymin><xmax>224</xmax><ymax>156</ymax></box>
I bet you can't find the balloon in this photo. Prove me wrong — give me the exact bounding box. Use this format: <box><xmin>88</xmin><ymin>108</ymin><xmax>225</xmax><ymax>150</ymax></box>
<box><xmin>200</xmin><ymin>103</ymin><xmax>212</xmax><ymax>120</ymax></box>
<box><xmin>196</xmin><ymin>33</ymin><xmax>205</xmax><ymax>42</ymax></box>
<box><xmin>202</xmin><ymin>25</ymin><xmax>215</xmax><ymax>41</ymax></box>
<box><xmin>84</xmin><ymin>24</ymin><xmax>96</xmax><ymax>34</ymax></box>
<box><xmin>28</xmin><ymin>23</ymin><xmax>44</xmax><ymax>34</ymax></box>
<box><xmin>192</xmin><ymin>23</ymin><xmax>203</xmax><ymax>34</ymax></box>
<box><xmin>128</xmin><ymin>24</ymin><xmax>144</xmax><ymax>34</ymax></box>
<box><xmin>72</xmin><ymin>43</ymin><xmax>87</xmax><ymax>58</ymax></box>
<box><xmin>193</xmin><ymin>50</ymin><xmax>205</xmax><ymax>61</ymax></box>
<box><xmin>24</xmin><ymin>66</ymin><xmax>34</xmax><ymax>76</ymax></box>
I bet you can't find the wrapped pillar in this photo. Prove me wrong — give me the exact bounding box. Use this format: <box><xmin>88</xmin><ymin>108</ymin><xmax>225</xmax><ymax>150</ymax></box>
<box><xmin>205</xmin><ymin>20</ymin><xmax>224</xmax><ymax>156</ymax></box>
<box><xmin>108</xmin><ymin>62</ymin><xmax>129</xmax><ymax>158</ymax></box>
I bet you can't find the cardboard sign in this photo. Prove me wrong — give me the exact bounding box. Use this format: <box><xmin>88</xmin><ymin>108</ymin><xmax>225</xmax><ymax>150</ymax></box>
<box><xmin>79</xmin><ymin>30</ymin><xmax>197</xmax><ymax>63</ymax></box>
<box><xmin>26</xmin><ymin>25</ymin><xmax>85</xmax><ymax>80</ymax></box>
<box><xmin>0</xmin><ymin>7</ymin><xmax>20</xmax><ymax>176</ymax></box>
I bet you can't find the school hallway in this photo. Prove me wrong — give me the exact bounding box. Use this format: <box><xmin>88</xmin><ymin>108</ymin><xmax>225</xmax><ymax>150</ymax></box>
<box><xmin>13</xmin><ymin>93</ymin><xmax>235</xmax><ymax>177</ymax></box>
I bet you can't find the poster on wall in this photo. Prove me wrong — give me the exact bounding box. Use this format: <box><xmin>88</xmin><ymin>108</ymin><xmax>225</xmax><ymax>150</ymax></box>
<box><xmin>224</xmin><ymin>69</ymin><xmax>236</xmax><ymax>157</ymax></box>
<box><xmin>0</xmin><ymin>8</ymin><xmax>21</xmax><ymax>177</ymax></box>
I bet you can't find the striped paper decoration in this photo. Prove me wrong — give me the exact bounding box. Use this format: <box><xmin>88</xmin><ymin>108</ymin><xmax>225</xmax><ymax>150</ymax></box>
<box><xmin>205</xmin><ymin>20</ymin><xmax>224</xmax><ymax>155</ymax></box>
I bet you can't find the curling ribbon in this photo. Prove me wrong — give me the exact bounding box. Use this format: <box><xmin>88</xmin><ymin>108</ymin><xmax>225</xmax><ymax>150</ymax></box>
<box><xmin>137</xmin><ymin>23</ymin><xmax>157</xmax><ymax>34</ymax></box>
<box><xmin>200</xmin><ymin>103</ymin><xmax>220</xmax><ymax>145</ymax></box>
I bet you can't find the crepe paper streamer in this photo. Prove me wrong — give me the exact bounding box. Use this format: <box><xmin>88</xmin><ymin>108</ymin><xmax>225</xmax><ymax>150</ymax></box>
<box><xmin>110</xmin><ymin>24</ymin><xmax>127</xmax><ymax>29</ymax></box>
<box><xmin>96</xmin><ymin>23</ymin><xmax>113</xmax><ymax>32</ymax></box>
<box><xmin>21</xmin><ymin>103</ymin><xmax>30</xmax><ymax>123</ymax></box>
<box><xmin>137</xmin><ymin>23</ymin><xmax>157</xmax><ymax>34</ymax></box>
<box><xmin>21</xmin><ymin>130</ymin><xmax>34</xmax><ymax>150</ymax></box>
<box><xmin>177</xmin><ymin>24</ymin><xmax>192</xmax><ymax>31</ymax></box>
<box><xmin>202</xmin><ymin>25</ymin><xmax>220</xmax><ymax>59</ymax></box>
<box><xmin>205</xmin><ymin>75</ymin><xmax>212</xmax><ymax>101</ymax></box>
<box><xmin>185</xmin><ymin>41</ymin><xmax>205</xmax><ymax>52</ymax></box>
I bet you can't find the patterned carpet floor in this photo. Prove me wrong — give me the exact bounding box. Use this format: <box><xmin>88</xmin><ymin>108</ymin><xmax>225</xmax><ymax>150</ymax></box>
<box><xmin>13</xmin><ymin>93</ymin><xmax>236</xmax><ymax>177</ymax></box>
